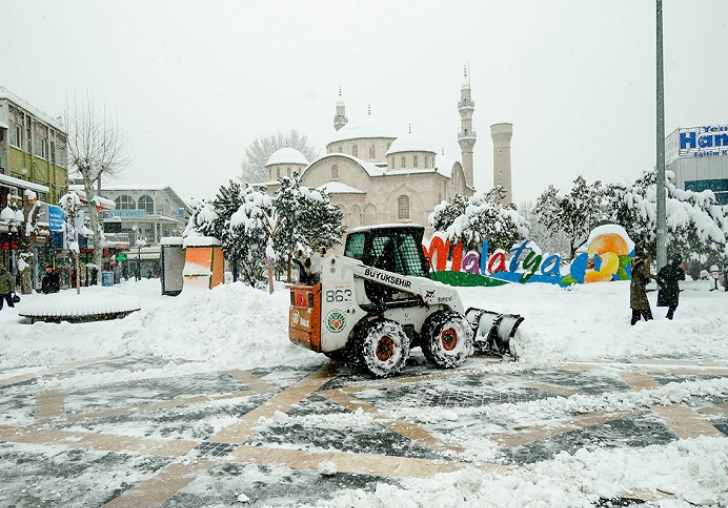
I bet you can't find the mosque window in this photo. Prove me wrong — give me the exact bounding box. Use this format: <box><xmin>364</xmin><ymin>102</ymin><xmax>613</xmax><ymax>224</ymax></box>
<box><xmin>401</xmin><ymin>156</ymin><xmax>406</xmax><ymax>169</ymax></box>
<box><xmin>369</xmin><ymin>145</ymin><xmax>375</xmax><ymax>159</ymax></box>
<box><xmin>352</xmin><ymin>145</ymin><xmax>358</xmax><ymax>158</ymax></box>
<box><xmin>413</xmin><ymin>156</ymin><xmax>419</xmax><ymax>168</ymax></box>
<box><xmin>277</xmin><ymin>167</ymin><xmax>281</xmax><ymax>178</ymax></box>
<box><xmin>339</xmin><ymin>145</ymin><xmax>343</xmax><ymax>153</ymax></box>
<box><xmin>398</xmin><ymin>195</ymin><xmax>410</xmax><ymax>220</ymax></box>
<box><xmin>332</xmin><ymin>164</ymin><xmax>340</xmax><ymax>179</ymax></box>
<box><xmin>425</xmin><ymin>156</ymin><xmax>430</xmax><ymax>168</ymax></box>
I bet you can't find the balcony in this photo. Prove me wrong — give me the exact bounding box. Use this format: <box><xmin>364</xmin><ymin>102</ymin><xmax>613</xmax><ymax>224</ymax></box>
<box><xmin>458</xmin><ymin>130</ymin><xmax>477</xmax><ymax>140</ymax></box>
<box><xmin>458</xmin><ymin>99</ymin><xmax>475</xmax><ymax>110</ymax></box>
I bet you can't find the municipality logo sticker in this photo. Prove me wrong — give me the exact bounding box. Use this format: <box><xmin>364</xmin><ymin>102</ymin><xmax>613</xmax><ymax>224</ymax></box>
<box><xmin>325</xmin><ymin>310</ymin><xmax>346</xmax><ymax>333</ymax></box>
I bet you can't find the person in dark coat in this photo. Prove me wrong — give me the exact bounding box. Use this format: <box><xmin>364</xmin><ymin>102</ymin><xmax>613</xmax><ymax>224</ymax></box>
<box><xmin>0</xmin><ymin>266</ymin><xmax>17</xmax><ymax>310</ymax></box>
<box><xmin>630</xmin><ymin>250</ymin><xmax>656</xmax><ymax>325</ymax></box>
<box><xmin>41</xmin><ymin>266</ymin><xmax>61</xmax><ymax>294</ymax></box>
<box><xmin>657</xmin><ymin>254</ymin><xmax>686</xmax><ymax>320</ymax></box>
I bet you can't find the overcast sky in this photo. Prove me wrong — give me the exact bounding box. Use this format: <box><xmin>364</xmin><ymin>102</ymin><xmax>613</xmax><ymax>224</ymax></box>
<box><xmin>2</xmin><ymin>0</ymin><xmax>727</xmax><ymax>205</ymax></box>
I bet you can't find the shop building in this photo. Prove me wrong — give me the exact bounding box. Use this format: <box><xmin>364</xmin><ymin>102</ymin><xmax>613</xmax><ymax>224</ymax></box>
<box><xmin>666</xmin><ymin>124</ymin><xmax>728</xmax><ymax>204</ymax></box>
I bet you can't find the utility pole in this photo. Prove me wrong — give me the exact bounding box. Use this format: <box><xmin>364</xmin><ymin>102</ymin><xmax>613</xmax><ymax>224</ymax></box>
<box><xmin>656</xmin><ymin>0</ymin><xmax>667</xmax><ymax>270</ymax></box>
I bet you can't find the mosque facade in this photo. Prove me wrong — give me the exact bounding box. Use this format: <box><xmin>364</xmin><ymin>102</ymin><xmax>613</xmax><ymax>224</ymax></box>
<box><xmin>262</xmin><ymin>72</ymin><xmax>513</xmax><ymax>235</ymax></box>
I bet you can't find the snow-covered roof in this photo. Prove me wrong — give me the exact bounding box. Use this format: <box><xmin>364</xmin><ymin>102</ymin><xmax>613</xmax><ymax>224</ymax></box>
<box><xmin>265</xmin><ymin>147</ymin><xmax>308</xmax><ymax>167</ymax></box>
<box><xmin>434</xmin><ymin>155</ymin><xmax>460</xmax><ymax>179</ymax></box>
<box><xmin>304</xmin><ymin>153</ymin><xmax>385</xmax><ymax>179</ymax></box>
<box><xmin>0</xmin><ymin>86</ymin><xmax>65</xmax><ymax>133</ymax></box>
<box><xmin>99</xmin><ymin>184</ymin><xmax>170</xmax><ymax>191</ymax></box>
<box><xmin>66</xmin><ymin>185</ymin><xmax>116</xmax><ymax>209</ymax></box>
<box><xmin>385</xmin><ymin>133</ymin><xmax>437</xmax><ymax>156</ymax></box>
<box><xmin>0</xmin><ymin>174</ymin><xmax>50</xmax><ymax>194</ymax></box>
<box><xmin>317</xmin><ymin>182</ymin><xmax>365</xmax><ymax>194</ymax></box>
<box><xmin>328</xmin><ymin>114</ymin><xmax>400</xmax><ymax>143</ymax></box>
<box><xmin>349</xmin><ymin>223</ymin><xmax>425</xmax><ymax>233</ymax></box>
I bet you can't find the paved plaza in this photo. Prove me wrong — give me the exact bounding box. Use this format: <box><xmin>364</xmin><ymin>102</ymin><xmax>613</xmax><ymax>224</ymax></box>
<box><xmin>0</xmin><ymin>353</ymin><xmax>727</xmax><ymax>507</ymax></box>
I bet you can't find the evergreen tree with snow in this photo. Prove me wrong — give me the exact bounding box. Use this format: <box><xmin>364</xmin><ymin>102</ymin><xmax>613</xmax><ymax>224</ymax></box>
<box><xmin>606</xmin><ymin>170</ymin><xmax>727</xmax><ymax>264</ymax></box>
<box><xmin>535</xmin><ymin>176</ymin><xmax>606</xmax><ymax>259</ymax></box>
<box><xmin>229</xmin><ymin>185</ymin><xmax>275</xmax><ymax>287</ymax></box>
<box><xmin>437</xmin><ymin>187</ymin><xmax>530</xmax><ymax>254</ymax></box>
<box><xmin>429</xmin><ymin>193</ymin><xmax>469</xmax><ymax>233</ymax></box>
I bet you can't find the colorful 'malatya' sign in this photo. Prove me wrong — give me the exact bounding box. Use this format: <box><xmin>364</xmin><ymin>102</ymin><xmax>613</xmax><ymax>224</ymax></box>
<box><xmin>423</xmin><ymin>225</ymin><xmax>635</xmax><ymax>287</ymax></box>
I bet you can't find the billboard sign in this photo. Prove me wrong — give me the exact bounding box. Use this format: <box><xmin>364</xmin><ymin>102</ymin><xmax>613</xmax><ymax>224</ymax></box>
<box><xmin>669</xmin><ymin>125</ymin><xmax>728</xmax><ymax>161</ymax></box>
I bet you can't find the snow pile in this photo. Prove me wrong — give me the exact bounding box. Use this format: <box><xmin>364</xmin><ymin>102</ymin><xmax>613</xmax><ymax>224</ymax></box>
<box><xmin>312</xmin><ymin>436</ymin><xmax>728</xmax><ymax>507</ymax></box>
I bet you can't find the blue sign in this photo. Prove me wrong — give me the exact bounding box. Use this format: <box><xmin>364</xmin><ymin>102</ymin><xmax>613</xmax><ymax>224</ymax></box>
<box><xmin>178</xmin><ymin>207</ymin><xmax>185</xmax><ymax>219</ymax></box>
<box><xmin>48</xmin><ymin>206</ymin><xmax>64</xmax><ymax>231</ymax></box>
<box><xmin>107</xmin><ymin>209</ymin><xmax>146</xmax><ymax>219</ymax></box>
<box><xmin>101</xmin><ymin>271</ymin><xmax>114</xmax><ymax>287</ymax></box>
<box><xmin>679</xmin><ymin>125</ymin><xmax>728</xmax><ymax>158</ymax></box>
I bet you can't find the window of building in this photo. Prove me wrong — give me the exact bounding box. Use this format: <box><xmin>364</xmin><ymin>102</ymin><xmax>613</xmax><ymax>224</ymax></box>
<box><xmin>685</xmin><ymin>179</ymin><xmax>728</xmax><ymax>205</ymax></box>
<box><xmin>9</xmin><ymin>122</ymin><xmax>21</xmax><ymax>149</ymax></box>
<box><xmin>34</xmin><ymin>135</ymin><xmax>46</xmax><ymax>159</ymax></box>
<box><xmin>401</xmin><ymin>156</ymin><xmax>406</xmax><ymax>169</ymax></box>
<box><xmin>398</xmin><ymin>195</ymin><xmax>410</xmax><ymax>220</ymax></box>
<box><xmin>338</xmin><ymin>145</ymin><xmax>343</xmax><ymax>153</ymax></box>
<box><xmin>287</xmin><ymin>167</ymin><xmax>291</xmax><ymax>177</ymax></box>
<box><xmin>115</xmin><ymin>195</ymin><xmax>136</xmax><ymax>210</ymax></box>
<box><xmin>413</xmin><ymin>156</ymin><xmax>419</xmax><ymax>168</ymax></box>
<box><xmin>276</xmin><ymin>167</ymin><xmax>281</xmax><ymax>178</ymax></box>
<box><xmin>369</xmin><ymin>145</ymin><xmax>375</xmax><ymax>159</ymax></box>
<box><xmin>331</xmin><ymin>164</ymin><xmax>340</xmax><ymax>179</ymax></box>
<box><xmin>425</xmin><ymin>156</ymin><xmax>430</xmax><ymax>168</ymax></box>
<box><xmin>139</xmin><ymin>194</ymin><xmax>155</xmax><ymax>214</ymax></box>
<box><xmin>352</xmin><ymin>145</ymin><xmax>358</xmax><ymax>158</ymax></box>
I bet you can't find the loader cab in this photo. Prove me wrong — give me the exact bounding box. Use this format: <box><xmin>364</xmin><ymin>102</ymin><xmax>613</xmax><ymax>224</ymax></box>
<box><xmin>344</xmin><ymin>225</ymin><xmax>429</xmax><ymax>278</ymax></box>
<box><xmin>344</xmin><ymin>225</ymin><xmax>429</xmax><ymax>305</ymax></box>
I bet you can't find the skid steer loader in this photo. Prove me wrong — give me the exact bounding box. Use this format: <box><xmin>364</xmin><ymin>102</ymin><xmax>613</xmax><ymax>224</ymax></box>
<box><xmin>289</xmin><ymin>225</ymin><xmax>523</xmax><ymax>377</ymax></box>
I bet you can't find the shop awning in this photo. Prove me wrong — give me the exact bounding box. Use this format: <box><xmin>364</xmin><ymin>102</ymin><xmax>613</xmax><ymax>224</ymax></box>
<box><xmin>0</xmin><ymin>174</ymin><xmax>50</xmax><ymax>193</ymax></box>
<box><xmin>0</xmin><ymin>120</ymin><xmax>9</xmax><ymax>130</ymax></box>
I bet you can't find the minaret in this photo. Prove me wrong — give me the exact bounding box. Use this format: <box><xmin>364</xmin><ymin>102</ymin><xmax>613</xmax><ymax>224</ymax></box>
<box><xmin>490</xmin><ymin>123</ymin><xmax>514</xmax><ymax>204</ymax></box>
<box><xmin>458</xmin><ymin>66</ymin><xmax>476</xmax><ymax>187</ymax></box>
<box><xmin>333</xmin><ymin>86</ymin><xmax>348</xmax><ymax>131</ymax></box>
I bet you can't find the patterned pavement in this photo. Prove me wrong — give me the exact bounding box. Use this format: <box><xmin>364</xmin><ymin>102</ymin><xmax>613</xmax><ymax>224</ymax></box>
<box><xmin>0</xmin><ymin>354</ymin><xmax>726</xmax><ymax>507</ymax></box>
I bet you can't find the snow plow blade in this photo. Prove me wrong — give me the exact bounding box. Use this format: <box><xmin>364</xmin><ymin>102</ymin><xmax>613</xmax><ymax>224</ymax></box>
<box><xmin>465</xmin><ymin>308</ymin><xmax>524</xmax><ymax>359</ymax></box>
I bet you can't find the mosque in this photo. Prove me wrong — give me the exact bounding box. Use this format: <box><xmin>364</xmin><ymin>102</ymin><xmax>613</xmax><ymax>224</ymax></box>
<box><xmin>261</xmin><ymin>71</ymin><xmax>514</xmax><ymax>234</ymax></box>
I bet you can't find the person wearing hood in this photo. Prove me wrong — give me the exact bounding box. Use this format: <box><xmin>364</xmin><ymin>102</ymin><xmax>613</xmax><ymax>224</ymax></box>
<box><xmin>657</xmin><ymin>254</ymin><xmax>686</xmax><ymax>320</ymax></box>
<box><xmin>630</xmin><ymin>250</ymin><xmax>656</xmax><ymax>325</ymax></box>
<box><xmin>0</xmin><ymin>266</ymin><xmax>17</xmax><ymax>310</ymax></box>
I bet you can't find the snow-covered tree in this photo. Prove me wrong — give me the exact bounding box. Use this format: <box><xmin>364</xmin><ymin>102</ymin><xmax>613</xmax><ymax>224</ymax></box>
<box><xmin>434</xmin><ymin>187</ymin><xmax>530</xmax><ymax>254</ymax></box>
<box><xmin>296</xmin><ymin>186</ymin><xmax>345</xmax><ymax>252</ymax></box>
<box><xmin>65</xmin><ymin>96</ymin><xmax>130</xmax><ymax>270</ymax></box>
<box><xmin>429</xmin><ymin>193</ymin><xmax>469</xmax><ymax>233</ymax></box>
<box><xmin>229</xmin><ymin>186</ymin><xmax>275</xmax><ymax>287</ymax></box>
<box><xmin>59</xmin><ymin>192</ymin><xmax>84</xmax><ymax>294</ymax></box>
<box><xmin>13</xmin><ymin>190</ymin><xmax>42</xmax><ymax>294</ymax></box>
<box><xmin>519</xmin><ymin>200</ymin><xmax>571</xmax><ymax>258</ymax></box>
<box><xmin>606</xmin><ymin>170</ymin><xmax>727</xmax><ymax>263</ymax></box>
<box><xmin>535</xmin><ymin>176</ymin><xmax>606</xmax><ymax>259</ymax></box>
<box><xmin>240</xmin><ymin>130</ymin><xmax>319</xmax><ymax>184</ymax></box>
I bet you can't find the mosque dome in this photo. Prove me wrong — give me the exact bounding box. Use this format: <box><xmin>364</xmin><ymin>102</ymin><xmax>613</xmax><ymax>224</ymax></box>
<box><xmin>385</xmin><ymin>133</ymin><xmax>437</xmax><ymax>156</ymax></box>
<box><xmin>265</xmin><ymin>147</ymin><xmax>308</xmax><ymax>167</ymax></box>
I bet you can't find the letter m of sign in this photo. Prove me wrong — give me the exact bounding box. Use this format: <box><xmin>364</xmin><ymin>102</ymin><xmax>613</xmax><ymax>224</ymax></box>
<box><xmin>422</xmin><ymin>234</ymin><xmax>450</xmax><ymax>271</ymax></box>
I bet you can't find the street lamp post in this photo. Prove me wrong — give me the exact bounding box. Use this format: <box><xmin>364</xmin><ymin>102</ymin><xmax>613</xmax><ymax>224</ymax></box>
<box><xmin>656</xmin><ymin>0</ymin><xmax>667</xmax><ymax>270</ymax></box>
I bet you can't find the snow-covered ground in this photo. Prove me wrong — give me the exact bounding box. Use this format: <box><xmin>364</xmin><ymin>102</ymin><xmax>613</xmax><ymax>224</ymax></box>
<box><xmin>1</xmin><ymin>278</ymin><xmax>727</xmax><ymax>507</ymax></box>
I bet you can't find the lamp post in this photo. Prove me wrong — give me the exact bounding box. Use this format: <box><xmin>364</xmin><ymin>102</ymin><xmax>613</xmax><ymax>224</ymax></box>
<box><xmin>656</xmin><ymin>0</ymin><xmax>667</xmax><ymax>270</ymax></box>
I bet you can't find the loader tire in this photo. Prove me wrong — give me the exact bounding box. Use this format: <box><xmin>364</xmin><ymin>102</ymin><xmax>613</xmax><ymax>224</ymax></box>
<box><xmin>421</xmin><ymin>310</ymin><xmax>474</xmax><ymax>369</ymax></box>
<box><xmin>357</xmin><ymin>318</ymin><xmax>410</xmax><ymax>378</ymax></box>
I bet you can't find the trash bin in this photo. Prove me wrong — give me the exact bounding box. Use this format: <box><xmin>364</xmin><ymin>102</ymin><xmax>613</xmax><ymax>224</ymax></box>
<box><xmin>161</xmin><ymin>237</ymin><xmax>185</xmax><ymax>296</ymax></box>
<box><xmin>101</xmin><ymin>271</ymin><xmax>115</xmax><ymax>287</ymax></box>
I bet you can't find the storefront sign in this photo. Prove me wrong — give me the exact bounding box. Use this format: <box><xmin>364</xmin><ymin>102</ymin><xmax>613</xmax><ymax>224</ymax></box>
<box><xmin>107</xmin><ymin>209</ymin><xmax>146</xmax><ymax>219</ymax></box>
<box><xmin>423</xmin><ymin>225</ymin><xmax>635</xmax><ymax>286</ymax></box>
<box><xmin>678</xmin><ymin>125</ymin><xmax>728</xmax><ymax>158</ymax></box>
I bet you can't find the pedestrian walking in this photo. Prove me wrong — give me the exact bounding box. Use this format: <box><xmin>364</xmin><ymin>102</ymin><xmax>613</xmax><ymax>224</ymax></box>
<box><xmin>0</xmin><ymin>266</ymin><xmax>17</xmax><ymax>310</ymax></box>
<box><xmin>630</xmin><ymin>250</ymin><xmax>656</xmax><ymax>325</ymax></box>
<box><xmin>657</xmin><ymin>255</ymin><xmax>686</xmax><ymax>320</ymax></box>
<box><xmin>41</xmin><ymin>266</ymin><xmax>61</xmax><ymax>294</ymax></box>
<box><xmin>122</xmin><ymin>265</ymin><xmax>129</xmax><ymax>281</ymax></box>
